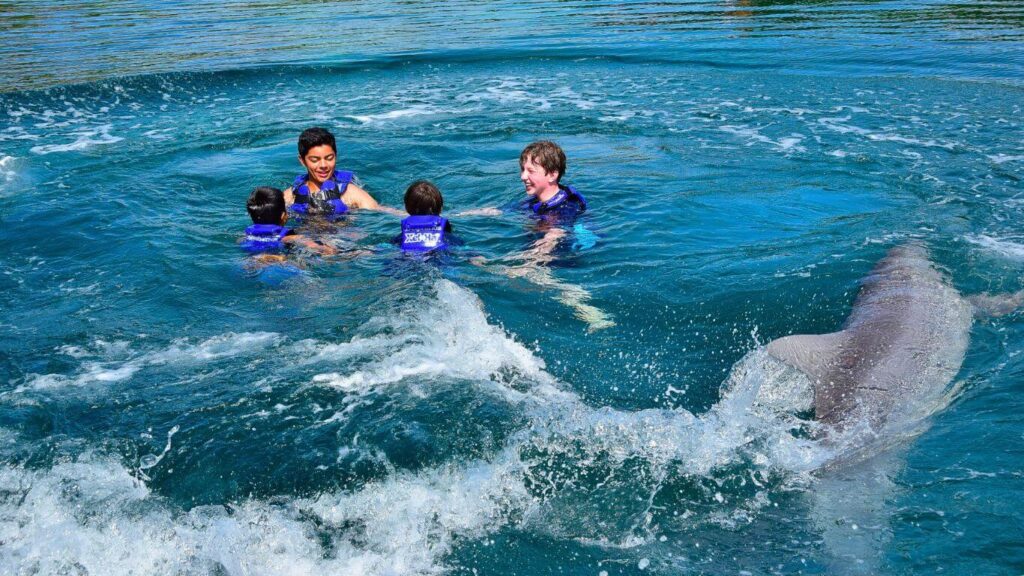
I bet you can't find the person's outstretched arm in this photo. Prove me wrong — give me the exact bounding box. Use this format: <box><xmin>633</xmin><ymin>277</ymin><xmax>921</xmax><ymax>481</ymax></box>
<box><xmin>283</xmin><ymin>234</ymin><xmax>338</xmax><ymax>256</ymax></box>
<box><xmin>342</xmin><ymin>184</ymin><xmax>403</xmax><ymax>216</ymax></box>
<box><xmin>451</xmin><ymin>206</ymin><xmax>503</xmax><ymax>217</ymax></box>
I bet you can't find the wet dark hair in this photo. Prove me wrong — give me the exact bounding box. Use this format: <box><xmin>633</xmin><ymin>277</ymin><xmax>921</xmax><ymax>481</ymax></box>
<box><xmin>404</xmin><ymin>180</ymin><xmax>444</xmax><ymax>216</ymax></box>
<box><xmin>519</xmin><ymin>140</ymin><xmax>566</xmax><ymax>183</ymax></box>
<box><xmin>246</xmin><ymin>186</ymin><xmax>286</xmax><ymax>224</ymax></box>
<box><xmin>298</xmin><ymin>127</ymin><xmax>337</xmax><ymax>158</ymax></box>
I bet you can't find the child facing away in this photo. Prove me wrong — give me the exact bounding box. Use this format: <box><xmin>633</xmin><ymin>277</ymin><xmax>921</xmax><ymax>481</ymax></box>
<box><xmin>242</xmin><ymin>186</ymin><xmax>336</xmax><ymax>260</ymax></box>
<box><xmin>397</xmin><ymin>180</ymin><xmax>458</xmax><ymax>252</ymax></box>
<box><xmin>283</xmin><ymin>127</ymin><xmax>401</xmax><ymax>217</ymax></box>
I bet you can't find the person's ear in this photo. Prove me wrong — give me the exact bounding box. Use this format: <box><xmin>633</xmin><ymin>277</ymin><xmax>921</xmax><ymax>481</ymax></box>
<box><xmin>548</xmin><ymin>170</ymin><xmax>560</xmax><ymax>184</ymax></box>
<box><xmin>280</xmin><ymin>211</ymin><xmax>289</xmax><ymax>226</ymax></box>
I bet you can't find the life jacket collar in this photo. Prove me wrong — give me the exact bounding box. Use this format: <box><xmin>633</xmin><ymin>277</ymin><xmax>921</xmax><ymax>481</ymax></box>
<box><xmin>530</xmin><ymin>184</ymin><xmax>587</xmax><ymax>214</ymax></box>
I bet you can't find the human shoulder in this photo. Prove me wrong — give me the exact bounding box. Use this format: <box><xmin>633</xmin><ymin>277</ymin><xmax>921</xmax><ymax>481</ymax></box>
<box><xmin>341</xmin><ymin>182</ymin><xmax>380</xmax><ymax>210</ymax></box>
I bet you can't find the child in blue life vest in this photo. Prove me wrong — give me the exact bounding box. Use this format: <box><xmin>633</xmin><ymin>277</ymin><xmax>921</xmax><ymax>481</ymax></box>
<box><xmin>242</xmin><ymin>186</ymin><xmax>336</xmax><ymax>260</ymax></box>
<box><xmin>397</xmin><ymin>180</ymin><xmax>457</xmax><ymax>252</ymax></box>
<box><xmin>456</xmin><ymin>140</ymin><xmax>587</xmax><ymax>222</ymax></box>
<box><xmin>517</xmin><ymin>140</ymin><xmax>587</xmax><ymax>222</ymax></box>
<box><xmin>468</xmin><ymin>142</ymin><xmax>613</xmax><ymax>331</ymax></box>
<box><xmin>283</xmin><ymin>127</ymin><xmax>401</xmax><ymax>217</ymax></box>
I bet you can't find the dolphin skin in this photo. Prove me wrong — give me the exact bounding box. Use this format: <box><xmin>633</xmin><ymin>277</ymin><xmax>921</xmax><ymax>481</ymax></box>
<box><xmin>766</xmin><ymin>244</ymin><xmax>973</xmax><ymax>434</ymax></box>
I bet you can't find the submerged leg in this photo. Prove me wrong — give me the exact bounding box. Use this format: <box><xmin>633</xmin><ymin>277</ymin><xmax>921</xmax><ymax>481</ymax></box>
<box><xmin>504</xmin><ymin>262</ymin><xmax>616</xmax><ymax>332</ymax></box>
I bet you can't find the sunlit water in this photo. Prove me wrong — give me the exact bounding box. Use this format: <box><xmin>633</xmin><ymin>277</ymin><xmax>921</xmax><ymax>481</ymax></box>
<box><xmin>1</xmin><ymin>1</ymin><xmax>1023</xmax><ymax>575</ymax></box>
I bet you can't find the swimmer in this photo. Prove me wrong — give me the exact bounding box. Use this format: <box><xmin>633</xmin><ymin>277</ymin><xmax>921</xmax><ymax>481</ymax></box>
<box><xmin>397</xmin><ymin>180</ymin><xmax>458</xmax><ymax>252</ymax></box>
<box><xmin>242</xmin><ymin>186</ymin><xmax>336</xmax><ymax>262</ymax></box>
<box><xmin>456</xmin><ymin>140</ymin><xmax>587</xmax><ymax>222</ymax></box>
<box><xmin>471</xmin><ymin>141</ymin><xmax>613</xmax><ymax>331</ymax></box>
<box><xmin>518</xmin><ymin>140</ymin><xmax>587</xmax><ymax>221</ymax></box>
<box><xmin>284</xmin><ymin>127</ymin><xmax>401</xmax><ymax>216</ymax></box>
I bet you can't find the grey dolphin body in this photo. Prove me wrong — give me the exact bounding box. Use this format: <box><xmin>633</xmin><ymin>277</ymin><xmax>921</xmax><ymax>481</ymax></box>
<box><xmin>766</xmin><ymin>244</ymin><xmax>973</xmax><ymax>433</ymax></box>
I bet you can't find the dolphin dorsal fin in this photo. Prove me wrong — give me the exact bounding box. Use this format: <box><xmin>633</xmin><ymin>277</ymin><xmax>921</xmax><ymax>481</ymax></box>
<box><xmin>766</xmin><ymin>332</ymin><xmax>846</xmax><ymax>385</ymax></box>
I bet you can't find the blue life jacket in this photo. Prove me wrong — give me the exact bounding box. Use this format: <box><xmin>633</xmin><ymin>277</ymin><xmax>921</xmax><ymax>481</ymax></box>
<box><xmin>241</xmin><ymin>224</ymin><xmax>293</xmax><ymax>253</ymax></box>
<box><xmin>291</xmin><ymin>170</ymin><xmax>354</xmax><ymax>215</ymax></box>
<box><xmin>400</xmin><ymin>215</ymin><xmax>449</xmax><ymax>251</ymax></box>
<box><xmin>527</xmin><ymin>184</ymin><xmax>587</xmax><ymax>216</ymax></box>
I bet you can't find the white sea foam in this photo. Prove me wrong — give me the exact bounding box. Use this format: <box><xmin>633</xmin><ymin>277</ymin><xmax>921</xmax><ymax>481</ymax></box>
<box><xmin>0</xmin><ymin>375</ymin><xmax>823</xmax><ymax>576</ymax></box>
<box><xmin>454</xmin><ymin>78</ymin><xmax>553</xmax><ymax>110</ymax></box>
<box><xmin>599</xmin><ymin>110</ymin><xmax>637</xmax><ymax>122</ymax></box>
<box><xmin>988</xmin><ymin>154</ymin><xmax>1024</xmax><ymax>164</ymax></box>
<box><xmin>4</xmin><ymin>277</ymin><xmax>861</xmax><ymax>572</ymax></box>
<box><xmin>143</xmin><ymin>127</ymin><xmax>175</xmax><ymax>140</ymax></box>
<box><xmin>347</xmin><ymin>104</ymin><xmax>441</xmax><ymax>124</ymax></box>
<box><xmin>13</xmin><ymin>332</ymin><xmax>279</xmax><ymax>393</ymax></box>
<box><xmin>0</xmin><ymin>456</ymin><xmax>352</xmax><ymax>575</ymax></box>
<box><xmin>719</xmin><ymin>125</ymin><xmax>806</xmax><ymax>153</ymax></box>
<box><xmin>30</xmin><ymin>124</ymin><xmax>123</xmax><ymax>155</ymax></box>
<box><xmin>817</xmin><ymin>116</ymin><xmax>956</xmax><ymax>150</ymax></box>
<box><xmin>57</xmin><ymin>344</ymin><xmax>91</xmax><ymax>359</ymax></box>
<box><xmin>965</xmin><ymin>234</ymin><xmax>1024</xmax><ymax>261</ymax></box>
<box><xmin>311</xmin><ymin>280</ymin><xmax>562</xmax><ymax>403</ymax></box>
<box><xmin>0</xmin><ymin>155</ymin><xmax>17</xmax><ymax>196</ymax></box>
<box><xmin>0</xmin><ymin>126</ymin><xmax>41</xmax><ymax>142</ymax></box>
<box><xmin>0</xmin><ymin>280</ymin><xmax>844</xmax><ymax>575</ymax></box>
<box><xmin>527</xmin><ymin>348</ymin><xmax>827</xmax><ymax>480</ymax></box>
<box><xmin>0</xmin><ymin>445</ymin><xmax>539</xmax><ymax>576</ymax></box>
<box><xmin>777</xmin><ymin>135</ymin><xmax>805</xmax><ymax>151</ymax></box>
<box><xmin>0</xmin><ymin>155</ymin><xmax>15</xmax><ymax>182</ymax></box>
<box><xmin>817</xmin><ymin>116</ymin><xmax>873</xmax><ymax>136</ymax></box>
<box><xmin>866</xmin><ymin>132</ymin><xmax>955</xmax><ymax>150</ymax></box>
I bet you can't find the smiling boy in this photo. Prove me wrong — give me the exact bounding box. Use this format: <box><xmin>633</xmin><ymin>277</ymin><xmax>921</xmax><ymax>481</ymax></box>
<box><xmin>518</xmin><ymin>140</ymin><xmax>587</xmax><ymax>220</ymax></box>
<box><xmin>283</xmin><ymin>127</ymin><xmax>387</xmax><ymax>215</ymax></box>
<box><xmin>468</xmin><ymin>141</ymin><xmax>612</xmax><ymax>330</ymax></box>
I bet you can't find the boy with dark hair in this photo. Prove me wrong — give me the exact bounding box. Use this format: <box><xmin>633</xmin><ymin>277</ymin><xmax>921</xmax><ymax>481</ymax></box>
<box><xmin>284</xmin><ymin>127</ymin><xmax>395</xmax><ymax>215</ymax></box>
<box><xmin>398</xmin><ymin>180</ymin><xmax>454</xmax><ymax>252</ymax></box>
<box><xmin>242</xmin><ymin>186</ymin><xmax>335</xmax><ymax>256</ymax></box>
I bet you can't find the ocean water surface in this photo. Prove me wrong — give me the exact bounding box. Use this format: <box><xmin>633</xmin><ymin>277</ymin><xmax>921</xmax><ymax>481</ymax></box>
<box><xmin>1</xmin><ymin>1</ymin><xmax>1023</xmax><ymax>574</ymax></box>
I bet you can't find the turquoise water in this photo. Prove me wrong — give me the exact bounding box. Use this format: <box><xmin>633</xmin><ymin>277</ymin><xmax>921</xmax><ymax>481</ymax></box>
<box><xmin>2</xmin><ymin>1</ymin><xmax>1024</xmax><ymax>574</ymax></box>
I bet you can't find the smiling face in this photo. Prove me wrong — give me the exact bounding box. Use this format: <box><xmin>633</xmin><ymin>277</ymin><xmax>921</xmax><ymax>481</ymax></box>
<box><xmin>520</xmin><ymin>156</ymin><xmax>560</xmax><ymax>201</ymax></box>
<box><xmin>299</xmin><ymin>144</ymin><xmax>337</xmax><ymax>187</ymax></box>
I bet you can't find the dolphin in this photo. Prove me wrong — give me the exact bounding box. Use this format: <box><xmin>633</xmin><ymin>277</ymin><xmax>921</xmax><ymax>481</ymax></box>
<box><xmin>764</xmin><ymin>244</ymin><xmax>974</xmax><ymax>435</ymax></box>
<box><xmin>725</xmin><ymin>243</ymin><xmax>1024</xmax><ymax>573</ymax></box>
<box><xmin>747</xmin><ymin>244</ymin><xmax>974</xmax><ymax>572</ymax></box>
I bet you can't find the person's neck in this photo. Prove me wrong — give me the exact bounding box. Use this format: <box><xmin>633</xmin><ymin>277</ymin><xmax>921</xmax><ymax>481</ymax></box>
<box><xmin>536</xmin><ymin>185</ymin><xmax>561</xmax><ymax>204</ymax></box>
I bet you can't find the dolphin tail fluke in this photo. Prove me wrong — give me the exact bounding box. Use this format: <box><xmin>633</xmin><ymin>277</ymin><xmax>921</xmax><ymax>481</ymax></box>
<box><xmin>767</xmin><ymin>332</ymin><xmax>850</xmax><ymax>421</ymax></box>
<box><xmin>766</xmin><ymin>332</ymin><xmax>846</xmax><ymax>383</ymax></box>
<box><xmin>968</xmin><ymin>289</ymin><xmax>1024</xmax><ymax>318</ymax></box>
